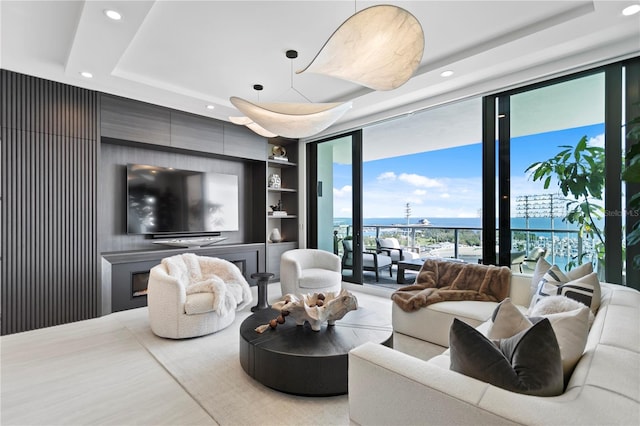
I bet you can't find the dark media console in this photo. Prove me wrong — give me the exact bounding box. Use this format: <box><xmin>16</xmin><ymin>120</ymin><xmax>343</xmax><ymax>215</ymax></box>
<box><xmin>102</xmin><ymin>242</ymin><xmax>265</xmax><ymax>313</ymax></box>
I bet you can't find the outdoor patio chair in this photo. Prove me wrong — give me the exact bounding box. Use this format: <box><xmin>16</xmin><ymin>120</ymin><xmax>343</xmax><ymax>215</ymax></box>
<box><xmin>520</xmin><ymin>247</ymin><xmax>548</xmax><ymax>274</ymax></box>
<box><xmin>342</xmin><ymin>239</ymin><xmax>392</xmax><ymax>282</ymax></box>
<box><xmin>376</xmin><ymin>237</ymin><xmax>421</xmax><ymax>265</ymax></box>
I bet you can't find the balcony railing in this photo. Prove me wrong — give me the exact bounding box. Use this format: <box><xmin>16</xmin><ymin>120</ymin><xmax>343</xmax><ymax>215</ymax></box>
<box><xmin>334</xmin><ymin>223</ymin><xmax>592</xmax><ymax>271</ymax></box>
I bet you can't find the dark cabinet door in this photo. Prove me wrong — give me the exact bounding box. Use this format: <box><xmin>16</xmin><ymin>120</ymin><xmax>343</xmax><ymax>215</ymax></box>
<box><xmin>101</xmin><ymin>95</ymin><xmax>171</xmax><ymax>146</ymax></box>
<box><xmin>223</xmin><ymin>123</ymin><xmax>267</xmax><ymax>161</ymax></box>
<box><xmin>170</xmin><ymin>111</ymin><xmax>224</xmax><ymax>153</ymax></box>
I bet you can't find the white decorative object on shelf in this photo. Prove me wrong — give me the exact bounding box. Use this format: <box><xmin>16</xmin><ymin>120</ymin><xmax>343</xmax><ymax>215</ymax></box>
<box><xmin>269</xmin><ymin>228</ymin><xmax>282</xmax><ymax>243</ymax></box>
<box><xmin>268</xmin><ymin>173</ymin><xmax>281</xmax><ymax>188</ymax></box>
<box><xmin>271</xmin><ymin>289</ymin><xmax>358</xmax><ymax>331</ymax></box>
<box><xmin>270</xmin><ymin>211</ymin><xmax>287</xmax><ymax>217</ymax></box>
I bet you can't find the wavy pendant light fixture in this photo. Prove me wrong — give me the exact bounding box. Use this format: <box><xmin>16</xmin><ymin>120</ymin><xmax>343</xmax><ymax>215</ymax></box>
<box><xmin>297</xmin><ymin>4</ymin><xmax>424</xmax><ymax>91</ymax></box>
<box><xmin>229</xmin><ymin>4</ymin><xmax>424</xmax><ymax>138</ymax></box>
<box><xmin>229</xmin><ymin>50</ymin><xmax>352</xmax><ymax>139</ymax></box>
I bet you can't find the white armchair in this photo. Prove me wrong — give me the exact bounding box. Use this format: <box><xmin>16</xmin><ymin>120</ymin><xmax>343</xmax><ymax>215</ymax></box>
<box><xmin>147</xmin><ymin>253</ymin><xmax>253</xmax><ymax>339</ymax></box>
<box><xmin>280</xmin><ymin>249</ymin><xmax>342</xmax><ymax>296</ymax></box>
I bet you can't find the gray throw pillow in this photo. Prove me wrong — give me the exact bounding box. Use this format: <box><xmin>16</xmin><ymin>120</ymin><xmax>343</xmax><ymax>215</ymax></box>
<box><xmin>449</xmin><ymin>318</ymin><xmax>564</xmax><ymax>397</ymax></box>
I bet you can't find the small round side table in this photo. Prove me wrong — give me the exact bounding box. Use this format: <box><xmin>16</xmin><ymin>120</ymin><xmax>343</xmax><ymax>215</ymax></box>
<box><xmin>250</xmin><ymin>272</ymin><xmax>274</xmax><ymax>312</ymax></box>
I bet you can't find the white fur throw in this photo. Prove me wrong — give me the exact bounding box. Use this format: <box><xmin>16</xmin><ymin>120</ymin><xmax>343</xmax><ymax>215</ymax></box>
<box><xmin>161</xmin><ymin>254</ymin><xmax>253</xmax><ymax>315</ymax></box>
<box><xmin>529</xmin><ymin>295</ymin><xmax>584</xmax><ymax>315</ymax></box>
<box><xmin>529</xmin><ymin>295</ymin><xmax>594</xmax><ymax>325</ymax></box>
<box><xmin>186</xmin><ymin>276</ymin><xmax>227</xmax><ymax>315</ymax></box>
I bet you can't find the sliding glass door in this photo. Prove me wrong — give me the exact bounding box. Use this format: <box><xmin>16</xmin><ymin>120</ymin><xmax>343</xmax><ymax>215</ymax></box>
<box><xmin>308</xmin><ymin>131</ymin><xmax>363</xmax><ymax>284</ymax></box>
<box><xmin>486</xmin><ymin>64</ymin><xmax>632</xmax><ymax>284</ymax></box>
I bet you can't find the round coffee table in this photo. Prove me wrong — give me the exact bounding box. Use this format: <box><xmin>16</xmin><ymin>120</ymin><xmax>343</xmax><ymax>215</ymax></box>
<box><xmin>239</xmin><ymin>306</ymin><xmax>392</xmax><ymax>396</ymax></box>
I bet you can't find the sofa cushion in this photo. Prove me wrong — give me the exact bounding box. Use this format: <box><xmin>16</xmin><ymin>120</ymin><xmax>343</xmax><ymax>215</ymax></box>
<box><xmin>529</xmin><ymin>265</ymin><xmax>601</xmax><ymax>313</ymax></box>
<box><xmin>184</xmin><ymin>292</ymin><xmax>216</xmax><ymax>315</ymax></box>
<box><xmin>392</xmin><ymin>300</ymin><xmax>499</xmax><ymax>347</ymax></box>
<box><xmin>450</xmin><ymin>318</ymin><xmax>564</xmax><ymax>396</ymax></box>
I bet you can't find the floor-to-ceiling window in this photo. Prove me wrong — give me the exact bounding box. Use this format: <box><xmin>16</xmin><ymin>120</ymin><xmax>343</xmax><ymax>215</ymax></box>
<box><xmin>309</xmin><ymin>99</ymin><xmax>483</xmax><ymax>287</ymax></box>
<box><xmin>307</xmin><ymin>57</ymin><xmax>638</xmax><ymax>289</ymax></box>
<box><xmin>509</xmin><ymin>73</ymin><xmax>605</xmax><ymax>275</ymax></box>
<box><xmin>485</xmin><ymin>60</ymin><xmax>638</xmax><ymax>286</ymax></box>
<box><xmin>361</xmin><ymin>98</ymin><xmax>483</xmax><ymax>271</ymax></box>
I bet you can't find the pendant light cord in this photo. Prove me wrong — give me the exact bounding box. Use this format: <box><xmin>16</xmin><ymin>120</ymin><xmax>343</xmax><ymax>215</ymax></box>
<box><xmin>290</xmin><ymin>57</ymin><xmax>312</xmax><ymax>103</ymax></box>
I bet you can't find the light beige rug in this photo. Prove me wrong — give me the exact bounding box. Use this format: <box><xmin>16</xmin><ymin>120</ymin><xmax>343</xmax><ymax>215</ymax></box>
<box><xmin>1</xmin><ymin>284</ymin><xmax>393</xmax><ymax>426</ymax></box>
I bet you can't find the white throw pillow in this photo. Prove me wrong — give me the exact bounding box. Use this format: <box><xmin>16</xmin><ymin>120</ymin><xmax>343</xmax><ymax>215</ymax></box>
<box><xmin>486</xmin><ymin>298</ymin><xmax>532</xmax><ymax>340</ymax></box>
<box><xmin>530</xmin><ymin>257</ymin><xmax>552</xmax><ymax>296</ymax></box>
<box><xmin>566</xmin><ymin>261</ymin><xmax>593</xmax><ymax>281</ymax></box>
<box><xmin>529</xmin><ymin>259</ymin><xmax>593</xmax><ymax>297</ymax></box>
<box><xmin>529</xmin><ymin>296</ymin><xmax>590</xmax><ymax>384</ymax></box>
<box><xmin>529</xmin><ymin>266</ymin><xmax>601</xmax><ymax>314</ymax></box>
<box><xmin>486</xmin><ymin>296</ymin><xmax>590</xmax><ymax>386</ymax></box>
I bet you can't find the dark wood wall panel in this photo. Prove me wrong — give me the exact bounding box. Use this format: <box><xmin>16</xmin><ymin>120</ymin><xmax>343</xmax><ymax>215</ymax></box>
<box><xmin>99</xmin><ymin>141</ymin><xmax>254</xmax><ymax>252</ymax></box>
<box><xmin>1</xmin><ymin>70</ymin><xmax>98</xmax><ymax>335</ymax></box>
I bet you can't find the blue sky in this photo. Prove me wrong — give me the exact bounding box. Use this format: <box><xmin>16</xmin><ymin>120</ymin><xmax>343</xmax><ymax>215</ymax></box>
<box><xmin>332</xmin><ymin>123</ymin><xmax>606</xmax><ymax>218</ymax></box>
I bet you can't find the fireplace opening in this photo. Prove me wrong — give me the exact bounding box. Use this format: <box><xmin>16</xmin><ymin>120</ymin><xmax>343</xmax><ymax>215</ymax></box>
<box><xmin>132</xmin><ymin>271</ymin><xmax>150</xmax><ymax>298</ymax></box>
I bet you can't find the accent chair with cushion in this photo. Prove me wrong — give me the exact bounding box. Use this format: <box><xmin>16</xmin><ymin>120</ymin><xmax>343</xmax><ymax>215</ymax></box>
<box><xmin>280</xmin><ymin>249</ymin><xmax>342</xmax><ymax>296</ymax></box>
<box><xmin>342</xmin><ymin>239</ymin><xmax>392</xmax><ymax>282</ymax></box>
<box><xmin>147</xmin><ymin>253</ymin><xmax>253</xmax><ymax>339</ymax></box>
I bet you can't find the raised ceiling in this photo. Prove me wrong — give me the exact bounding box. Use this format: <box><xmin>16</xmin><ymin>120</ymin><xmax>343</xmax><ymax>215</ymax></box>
<box><xmin>1</xmin><ymin>1</ymin><xmax>638</xmax><ymax>139</ymax></box>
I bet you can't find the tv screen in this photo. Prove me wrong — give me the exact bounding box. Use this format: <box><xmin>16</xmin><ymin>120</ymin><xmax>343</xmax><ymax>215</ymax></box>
<box><xmin>126</xmin><ymin>164</ymin><xmax>239</xmax><ymax>235</ymax></box>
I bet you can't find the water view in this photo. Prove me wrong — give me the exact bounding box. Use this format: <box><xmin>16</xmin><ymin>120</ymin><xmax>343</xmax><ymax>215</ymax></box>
<box><xmin>333</xmin><ymin>216</ymin><xmax>597</xmax><ymax>273</ymax></box>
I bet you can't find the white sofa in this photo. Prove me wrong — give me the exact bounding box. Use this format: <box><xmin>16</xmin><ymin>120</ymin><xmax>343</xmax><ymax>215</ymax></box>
<box><xmin>349</xmin><ymin>273</ymin><xmax>640</xmax><ymax>425</ymax></box>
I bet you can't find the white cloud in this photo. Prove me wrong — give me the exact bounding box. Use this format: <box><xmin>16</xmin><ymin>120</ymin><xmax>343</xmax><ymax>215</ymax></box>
<box><xmin>333</xmin><ymin>185</ymin><xmax>352</xmax><ymax>197</ymax></box>
<box><xmin>398</xmin><ymin>173</ymin><xmax>443</xmax><ymax>188</ymax></box>
<box><xmin>589</xmin><ymin>133</ymin><xmax>604</xmax><ymax>148</ymax></box>
<box><xmin>377</xmin><ymin>171</ymin><xmax>397</xmax><ymax>181</ymax></box>
<box><xmin>360</xmin><ymin>176</ymin><xmax>483</xmax><ymax>218</ymax></box>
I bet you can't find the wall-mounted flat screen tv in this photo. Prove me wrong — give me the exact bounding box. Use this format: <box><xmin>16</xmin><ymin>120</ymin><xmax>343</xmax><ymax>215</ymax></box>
<box><xmin>127</xmin><ymin>164</ymin><xmax>239</xmax><ymax>235</ymax></box>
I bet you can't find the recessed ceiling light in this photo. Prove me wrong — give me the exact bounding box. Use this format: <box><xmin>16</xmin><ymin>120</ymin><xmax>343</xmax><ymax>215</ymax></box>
<box><xmin>622</xmin><ymin>4</ymin><xmax>640</xmax><ymax>16</ymax></box>
<box><xmin>440</xmin><ymin>70</ymin><xmax>454</xmax><ymax>77</ymax></box>
<box><xmin>206</xmin><ymin>105</ymin><xmax>215</xmax><ymax>110</ymax></box>
<box><xmin>104</xmin><ymin>9</ymin><xmax>122</xmax><ymax>20</ymax></box>
<box><xmin>80</xmin><ymin>71</ymin><xmax>93</xmax><ymax>79</ymax></box>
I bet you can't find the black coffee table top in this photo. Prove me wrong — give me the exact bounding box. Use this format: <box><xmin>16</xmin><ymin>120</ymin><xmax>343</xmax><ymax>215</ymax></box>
<box><xmin>239</xmin><ymin>306</ymin><xmax>392</xmax><ymax>396</ymax></box>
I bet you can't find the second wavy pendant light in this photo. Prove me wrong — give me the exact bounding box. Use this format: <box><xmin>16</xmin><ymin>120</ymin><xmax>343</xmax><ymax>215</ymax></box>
<box><xmin>230</xmin><ymin>50</ymin><xmax>352</xmax><ymax>139</ymax></box>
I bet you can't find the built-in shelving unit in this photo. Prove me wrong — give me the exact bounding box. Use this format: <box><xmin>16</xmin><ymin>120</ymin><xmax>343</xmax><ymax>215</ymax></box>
<box><xmin>266</xmin><ymin>139</ymin><xmax>299</xmax><ymax>280</ymax></box>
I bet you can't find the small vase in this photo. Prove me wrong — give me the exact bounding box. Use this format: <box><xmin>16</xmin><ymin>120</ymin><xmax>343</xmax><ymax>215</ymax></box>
<box><xmin>269</xmin><ymin>228</ymin><xmax>282</xmax><ymax>243</ymax></box>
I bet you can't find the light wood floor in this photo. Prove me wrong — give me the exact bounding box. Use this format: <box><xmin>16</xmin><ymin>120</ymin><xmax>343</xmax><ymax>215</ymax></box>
<box><xmin>1</xmin><ymin>283</ymin><xmax>393</xmax><ymax>426</ymax></box>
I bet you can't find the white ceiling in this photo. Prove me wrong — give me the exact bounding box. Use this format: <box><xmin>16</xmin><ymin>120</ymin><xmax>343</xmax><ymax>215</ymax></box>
<box><xmin>1</xmin><ymin>1</ymin><xmax>638</xmax><ymax>140</ymax></box>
